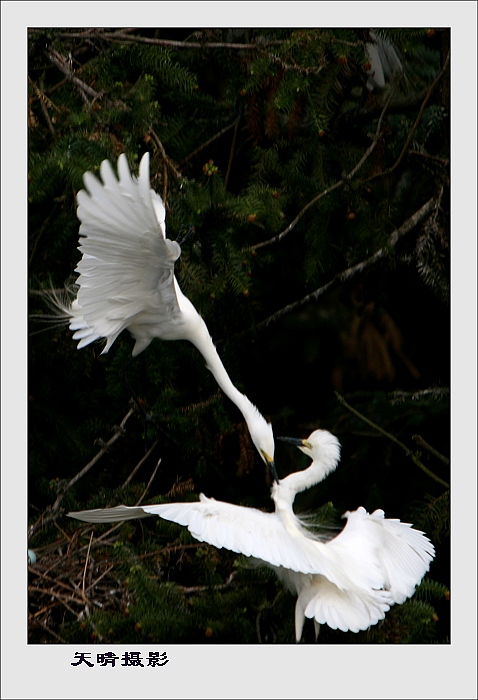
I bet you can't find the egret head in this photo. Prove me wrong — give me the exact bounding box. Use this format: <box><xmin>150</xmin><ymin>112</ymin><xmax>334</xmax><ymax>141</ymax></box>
<box><xmin>278</xmin><ymin>429</ymin><xmax>341</xmax><ymax>480</ymax></box>
<box><xmin>247</xmin><ymin>410</ymin><xmax>277</xmax><ymax>482</ymax></box>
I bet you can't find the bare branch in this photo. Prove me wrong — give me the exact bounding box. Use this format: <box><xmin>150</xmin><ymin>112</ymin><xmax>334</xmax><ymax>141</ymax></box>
<box><xmin>255</xmin><ymin>196</ymin><xmax>437</xmax><ymax>329</ymax></box>
<box><xmin>81</xmin><ymin>532</ymin><xmax>94</xmax><ymax>599</ymax></box>
<box><xmin>412</xmin><ymin>435</ymin><xmax>450</xmax><ymax>466</ymax></box>
<box><xmin>180</xmin><ymin>571</ymin><xmax>237</xmax><ymax>594</ymax></box>
<box><xmin>28</xmin><ymin>409</ymin><xmax>135</xmax><ymax>540</ymax></box>
<box><xmin>47</xmin><ymin>49</ymin><xmax>128</xmax><ymax>110</ymax></box>
<box><xmin>147</xmin><ymin>128</ymin><xmax>184</xmax><ymax>182</ymax></box>
<box><xmin>136</xmin><ymin>457</ymin><xmax>162</xmax><ymax>506</ymax></box>
<box><xmin>122</xmin><ymin>439</ymin><xmax>159</xmax><ymax>488</ymax></box>
<box><xmin>408</xmin><ymin>150</ymin><xmax>449</xmax><ymax>166</ymax></box>
<box><xmin>58</xmin><ymin>29</ymin><xmax>286</xmax><ymax>51</ymax></box>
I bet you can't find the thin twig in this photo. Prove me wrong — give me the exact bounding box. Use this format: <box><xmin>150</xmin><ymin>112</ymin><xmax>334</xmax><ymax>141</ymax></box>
<box><xmin>181</xmin><ymin>571</ymin><xmax>237</xmax><ymax>594</ymax></box>
<box><xmin>254</xmin><ymin>196</ymin><xmax>437</xmax><ymax>330</ymax></box>
<box><xmin>82</xmin><ymin>532</ymin><xmax>94</xmax><ymax>599</ymax></box>
<box><xmin>28</xmin><ymin>586</ymin><xmax>82</xmax><ymax>614</ymax></box>
<box><xmin>224</xmin><ymin>112</ymin><xmax>241</xmax><ymax>190</ymax></box>
<box><xmin>29</xmin><ymin>77</ymin><xmax>57</xmax><ymax>135</ymax></box>
<box><xmin>181</xmin><ymin>117</ymin><xmax>240</xmax><ymax>165</ymax></box>
<box><xmin>408</xmin><ymin>150</ymin><xmax>449</xmax><ymax>166</ymax></box>
<box><xmin>147</xmin><ymin>128</ymin><xmax>184</xmax><ymax>181</ymax></box>
<box><xmin>122</xmin><ymin>439</ymin><xmax>159</xmax><ymax>488</ymax></box>
<box><xmin>28</xmin><ymin>409</ymin><xmax>135</xmax><ymax>539</ymax></box>
<box><xmin>363</xmin><ymin>52</ymin><xmax>450</xmax><ymax>186</ymax></box>
<box><xmin>85</xmin><ymin>564</ymin><xmax>116</xmax><ymax>594</ymax></box>
<box><xmin>31</xmin><ymin>619</ymin><xmax>68</xmax><ymax>644</ymax></box>
<box><xmin>412</xmin><ymin>435</ymin><xmax>450</xmax><ymax>466</ymax></box>
<box><xmin>335</xmin><ymin>392</ymin><xmax>450</xmax><ymax>489</ymax></box>
<box><xmin>136</xmin><ymin>458</ymin><xmax>162</xmax><ymax>506</ymax></box>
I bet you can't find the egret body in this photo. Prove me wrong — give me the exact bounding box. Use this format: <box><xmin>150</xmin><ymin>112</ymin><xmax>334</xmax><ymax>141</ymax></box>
<box><xmin>50</xmin><ymin>153</ymin><xmax>275</xmax><ymax>470</ymax></box>
<box><xmin>68</xmin><ymin>429</ymin><xmax>435</xmax><ymax>641</ymax></box>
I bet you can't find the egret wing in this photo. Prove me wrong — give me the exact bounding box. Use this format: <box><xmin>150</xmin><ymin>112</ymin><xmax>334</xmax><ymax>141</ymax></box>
<box><xmin>351</xmin><ymin>509</ymin><xmax>436</xmax><ymax>603</ymax></box>
<box><xmin>325</xmin><ymin>507</ymin><xmax>435</xmax><ymax>600</ymax></box>
<box><xmin>71</xmin><ymin>153</ymin><xmax>182</xmax><ymax>352</ymax></box>
<box><xmin>142</xmin><ymin>495</ymin><xmax>329</xmax><ymax>573</ymax></box>
<box><xmin>143</xmin><ymin>497</ymin><xmax>412</xmax><ymax>588</ymax></box>
<box><xmin>68</xmin><ymin>496</ymin><xmax>352</xmax><ymax>578</ymax></box>
<box><xmin>68</xmin><ymin>505</ymin><xmax>155</xmax><ymax>523</ymax></box>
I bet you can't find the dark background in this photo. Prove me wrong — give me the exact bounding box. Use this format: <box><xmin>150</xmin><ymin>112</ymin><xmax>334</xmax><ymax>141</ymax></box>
<box><xmin>28</xmin><ymin>27</ymin><xmax>450</xmax><ymax>644</ymax></box>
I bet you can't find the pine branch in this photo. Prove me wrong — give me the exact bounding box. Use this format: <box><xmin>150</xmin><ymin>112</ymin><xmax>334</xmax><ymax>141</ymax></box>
<box><xmin>251</xmin><ymin>86</ymin><xmax>395</xmax><ymax>251</ymax></box>
<box><xmin>47</xmin><ymin>49</ymin><xmax>128</xmax><ymax>110</ymax></box>
<box><xmin>58</xmin><ymin>29</ymin><xmax>286</xmax><ymax>51</ymax></box>
<box><xmin>255</xmin><ymin>196</ymin><xmax>437</xmax><ymax>329</ymax></box>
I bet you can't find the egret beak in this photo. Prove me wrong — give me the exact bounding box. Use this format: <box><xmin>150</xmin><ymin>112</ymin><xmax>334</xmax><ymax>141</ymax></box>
<box><xmin>262</xmin><ymin>452</ymin><xmax>279</xmax><ymax>483</ymax></box>
<box><xmin>277</xmin><ymin>436</ymin><xmax>313</xmax><ymax>450</ymax></box>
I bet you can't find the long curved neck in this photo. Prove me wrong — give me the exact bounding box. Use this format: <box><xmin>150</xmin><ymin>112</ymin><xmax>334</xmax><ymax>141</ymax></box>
<box><xmin>187</xmin><ymin>319</ymin><xmax>255</xmax><ymax>421</ymax></box>
<box><xmin>282</xmin><ymin>453</ymin><xmax>337</xmax><ymax>494</ymax></box>
<box><xmin>274</xmin><ymin>454</ymin><xmax>338</xmax><ymax>512</ymax></box>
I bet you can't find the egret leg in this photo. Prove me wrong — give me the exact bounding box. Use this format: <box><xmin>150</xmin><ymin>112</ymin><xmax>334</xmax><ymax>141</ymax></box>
<box><xmin>314</xmin><ymin>620</ymin><xmax>320</xmax><ymax>642</ymax></box>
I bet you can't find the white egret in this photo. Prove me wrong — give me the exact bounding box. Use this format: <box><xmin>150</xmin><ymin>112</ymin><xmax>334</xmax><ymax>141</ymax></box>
<box><xmin>68</xmin><ymin>429</ymin><xmax>435</xmax><ymax>641</ymax></box>
<box><xmin>47</xmin><ymin>153</ymin><xmax>275</xmax><ymax>474</ymax></box>
<box><xmin>366</xmin><ymin>30</ymin><xmax>404</xmax><ymax>92</ymax></box>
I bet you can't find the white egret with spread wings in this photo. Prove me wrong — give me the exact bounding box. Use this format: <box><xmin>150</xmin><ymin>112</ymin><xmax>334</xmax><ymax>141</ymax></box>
<box><xmin>48</xmin><ymin>153</ymin><xmax>275</xmax><ymax>475</ymax></box>
<box><xmin>68</xmin><ymin>429</ymin><xmax>434</xmax><ymax>641</ymax></box>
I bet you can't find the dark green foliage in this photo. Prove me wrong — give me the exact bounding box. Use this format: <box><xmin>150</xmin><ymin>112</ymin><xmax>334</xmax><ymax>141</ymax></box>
<box><xmin>28</xmin><ymin>27</ymin><xmax>450</xmax><ymax>645</ymax></box>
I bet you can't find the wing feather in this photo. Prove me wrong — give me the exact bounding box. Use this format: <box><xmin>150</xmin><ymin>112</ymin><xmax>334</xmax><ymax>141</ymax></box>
<box><xmin>68</xmin><ymin>505</ymin><xmax>155</xmax><ymax>523</ymax></box>
<box><xmin>68</xmin><ymin>153</ymin><xmax>183</xmax><ymax>352</ymax></box>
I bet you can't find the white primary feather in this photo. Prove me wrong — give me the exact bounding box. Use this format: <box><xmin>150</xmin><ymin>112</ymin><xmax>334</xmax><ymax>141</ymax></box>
<box><xmin>68</xmin><ymin>428</ymin><xmax>435</xmax><ymax>640</ymax></box>
<box><xmin>47</xmin><ymin>153</ymin><xmax>275</xmax><ymax>467</ymax></box>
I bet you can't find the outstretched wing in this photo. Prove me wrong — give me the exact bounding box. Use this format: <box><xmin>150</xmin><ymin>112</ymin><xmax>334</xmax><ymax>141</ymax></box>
<box><xmin>351</xmin><ymin>508</ymin><xmax>436</xmax><ymax>603</ymax></box>
<box><xmin>68</xmin><ymin>505</ymin><xmax>155</xmax><ymax>523</ymax></box>
<box><xmin>67</xmin><ymin>497</ymin><xmax>357</xmax><ymax>582</ymax></box>
<box><xmin>69</xmin><ymin>497</ymin><xmax>327</xmax><ymax>574</ymax></box>
<box><xmin>327</xmin><ymin>507</ymin><xmax>435</xmax><ymax>602</ymax></box>
<box><xmin>70</xmin><ymin>153</ymin><xmax>182</xmax><ymax>354</ymax></box>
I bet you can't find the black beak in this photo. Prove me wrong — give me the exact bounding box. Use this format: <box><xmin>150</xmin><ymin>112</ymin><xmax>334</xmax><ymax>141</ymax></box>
<box><xmin>268</xmin><ymin>460</ymin><xmax>279</xmax><ymax>484</ymax></box>
<box><xmin>277</xmin><ymin>436</ymin><xmax>306</xmax><ymax>447</ymax></box>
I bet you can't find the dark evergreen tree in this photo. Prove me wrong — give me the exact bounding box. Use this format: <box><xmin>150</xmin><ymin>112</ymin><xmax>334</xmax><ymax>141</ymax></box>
<box><xmin>28</xmin><ymin>27</ymin><xmax>450</xmax><ymax>644</ymax></box>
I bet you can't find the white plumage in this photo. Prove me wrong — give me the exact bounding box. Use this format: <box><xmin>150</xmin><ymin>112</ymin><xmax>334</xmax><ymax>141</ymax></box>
<box><xmin>52</xmin><ymin>153</ymin><xmax>275</xmax><ymax>469</ymax></box>
<box><xmin>68</xmin><ymin>428</ymin><xmax>435</xmax><ymax>641</ymax></box>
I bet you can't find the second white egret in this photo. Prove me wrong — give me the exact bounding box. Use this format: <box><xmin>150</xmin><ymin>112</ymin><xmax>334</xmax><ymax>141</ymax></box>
<box><xmin>68</xmin><ymin>429</ymin><xmax>435</xmax><ymax>641</ymax></box>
